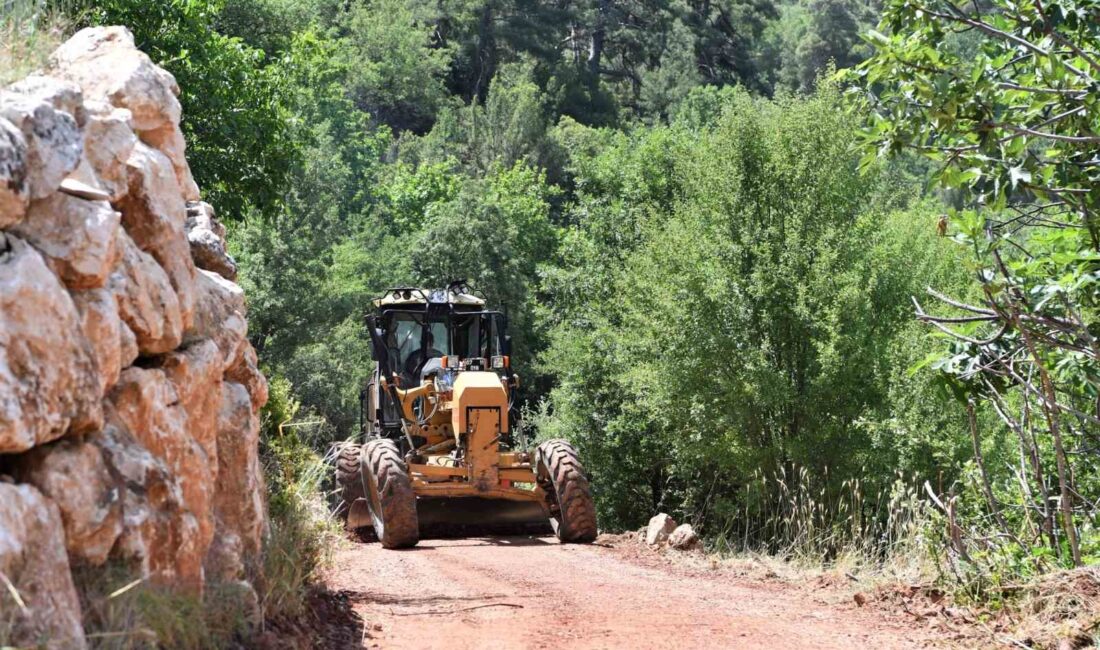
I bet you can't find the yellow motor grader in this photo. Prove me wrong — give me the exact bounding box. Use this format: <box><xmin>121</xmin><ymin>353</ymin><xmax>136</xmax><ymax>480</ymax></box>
<box><xmin>335</xmin><ymin>281</ymin><xmax>597</xmax><ymax>548</ymax></box>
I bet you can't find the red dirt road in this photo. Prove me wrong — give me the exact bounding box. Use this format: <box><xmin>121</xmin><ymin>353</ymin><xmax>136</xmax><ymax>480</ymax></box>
<box><xmin>321</xmin><ymin>535</ymin><xmax>932</xmax><ymax>650</ymax></box>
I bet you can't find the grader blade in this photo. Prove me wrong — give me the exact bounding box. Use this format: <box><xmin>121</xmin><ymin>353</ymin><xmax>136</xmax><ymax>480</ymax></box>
<box><xmin>417</xmin><ymin>497</ymin><xmax>552</xmax><ymax>536</ymax></box>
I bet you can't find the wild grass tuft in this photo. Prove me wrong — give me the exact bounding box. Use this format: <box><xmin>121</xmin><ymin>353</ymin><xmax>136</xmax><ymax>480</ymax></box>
<box><xmin>0</xmin><ymin>0</ymin><xmax>72</xmax><ymax>85</ymax></box>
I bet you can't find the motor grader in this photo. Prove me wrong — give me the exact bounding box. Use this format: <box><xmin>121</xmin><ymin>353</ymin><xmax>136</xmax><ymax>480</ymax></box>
<box><xmin>335</xmin><ymin>281</ymin><xmax>597</xmax><ymax>548</ymax></box>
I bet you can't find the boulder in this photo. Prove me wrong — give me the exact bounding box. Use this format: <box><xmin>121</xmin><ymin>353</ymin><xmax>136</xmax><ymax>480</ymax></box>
<box><xmin>11</xmin><ymin>438</ymin><xmax>123</xmax><ymax>566</ymax></box>
<box><xmin>93</xmin><ymin>421</ymin><xmax>196</xmax><ymax>586</ymax></box>
<box><xmin>0</xmin><ymin>233</ymin><xmax>101</xmax><ymax>453</ymax></box>
<box><xmin>107</xmin><ymin>367</ymin><xmax>213</xmax><ymax>588</ymax></box>
<box><xmin>83</xmin><ymin>101</ymin><xmax>136</xmax><ymax>202</ymax></box>
<box><xmin>227</xmin><ymin>344</ymin><xmax>269</xmax><ymax>411</ymax></box>
<box><xmin>0</xmin><ymin>92</ymin><xmax>81</xmax><ymax>199</ymax></box>
<box><xmin>213</xmin><ymin>382</ymin><xmax>267</xmax><ymax>565</ymax></box>
<box><xmin>49</xmin><ymin>26</ymin><xmax>200</xmax><ymax>199</ymax></box>
<box><xmin>668</xmin><ymin>523</ymin><xmax>700</xmax><ymax>551</ymax></box>
<box><xmin>12</xmin><ymin>192</ymin><xmax>120</xmax><ymax>289</ymax></box>
<box><xmin>187</xmin><ymin>269</ymin><xmax>247</xmax><ymax>369</ymax></box>
<box><xmin>185</xmin><ymin>201</ymin><xmax>237</xmax><ymax>280</ymax></box>
<box><xmin>0</xmin><ymin>483</ymin><xmax>87</xmax><ymax>649</ymax></box>
<box><xmin>49</xmin><ymin>27</ymin><xmax>179</xmax><ymax>133</ymax></box>
<box><xmin>0</xmin><ymin>116</ymin><xmax>28</xmax><ymax>226</ymax></box>
<box><xmin>108</xmin><ymin>230</ymin><xmax>183</xmax><ymax>356</ymax></box>
<box><xmin>6</xmin><ymin>74</ymin><xmax>86</xmax><ymax>126</ymax></box>
<box><xmin>71</xmin><ymin>288</ymin><xmax>124</xmax><ymax>394</ymax></box>
<box><xmin>117</xmin><ymin>142</ymin><xmax>196</xmax><ymax>329</ymax></box>
<box><xmin>646</xmin><ymin>513</ymin><xmax>678</xmax><ymax>546</ymax></box>
<box><xmin>156</xmin><ymin>339</ymin><xmax>223</xmax><ymax>462</ymax></box>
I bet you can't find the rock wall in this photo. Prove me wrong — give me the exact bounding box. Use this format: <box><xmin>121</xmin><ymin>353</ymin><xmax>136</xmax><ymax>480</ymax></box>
<box><xmin>0</xmin><ymin>27</ymin><xmax>268</xmax><ymax>648</ymax></box>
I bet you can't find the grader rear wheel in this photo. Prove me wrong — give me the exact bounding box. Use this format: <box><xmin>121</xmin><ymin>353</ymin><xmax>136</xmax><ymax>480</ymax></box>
<box><xmin>362</xmin><ymin>438</ymin><xmax>419</xmax><ymax>549</ymax></box>
<box><xmin>536</xmin><ymin>439</ymin><xmax>597</xmax><ymax>543</ymax></box>
<box><xmin>335</xmin><ymin>442</ymin><xmax>364</xmax><ymax>522</ymax></box>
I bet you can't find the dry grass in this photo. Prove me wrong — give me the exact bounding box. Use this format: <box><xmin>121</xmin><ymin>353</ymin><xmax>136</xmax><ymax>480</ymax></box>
<box><xmin>0</xmin><ymin>0</ymin><xmax>73</xmax><ymax>85</ymax></box>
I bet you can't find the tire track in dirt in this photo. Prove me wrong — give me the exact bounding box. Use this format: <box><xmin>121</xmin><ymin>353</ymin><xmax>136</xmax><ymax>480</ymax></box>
<box><xmin>322</xmin><ymin>536</ymin><xmax>931</xmax><ymax>649</ymax></box>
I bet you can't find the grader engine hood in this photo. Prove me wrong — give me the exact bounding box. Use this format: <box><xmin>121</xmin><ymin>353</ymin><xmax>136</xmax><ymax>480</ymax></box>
<box><xmin>451</xmin><ymin>372</ymin><xmax>508</xmax><ymax>491</ymax></box>
<box><xmin>451</xmin><ymin>371</ymin><xmax>509</xmax><ymax>436</ymax></box>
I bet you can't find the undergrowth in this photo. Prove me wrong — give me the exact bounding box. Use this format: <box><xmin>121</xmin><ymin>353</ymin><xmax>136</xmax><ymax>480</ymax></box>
<box><xmin>0</xmin><ymin>0</ymin><xmax>72</xmax><ymax>84</ymax></box>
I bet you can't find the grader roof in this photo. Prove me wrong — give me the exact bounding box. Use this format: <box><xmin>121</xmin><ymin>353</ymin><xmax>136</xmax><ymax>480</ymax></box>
<box><xmin>372</xmin><ymin>286</ymin><xmax>486</xmax><ymax>308</ymax></box>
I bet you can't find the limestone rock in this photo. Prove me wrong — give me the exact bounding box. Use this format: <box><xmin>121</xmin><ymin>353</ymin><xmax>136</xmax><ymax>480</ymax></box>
<box><xmin>0</xmin><ymin>92</ymin><xmax>81</xmax><ymax>199</ymax></box>
<box><xmin>93</xmin><ymin>421</ymin><xmax>194</xmax><ymax>585</ymax></box>
<box><xmin>117</xmin><ymin>142</ymin><xmax>195</xmax><ymax>330</ymax></box>
<box><xmin>185</xmin><ymin>201</ymin><xmax>237</xmax><ymax>280</ymax></box>
<box><xmin>156</xmin><ymin>339</ymin><xmax>223</xmax><ymax>462</ymax></box>
<box><xmin>71</xmin><ymin>288</ymin><xmax>124</xmax><ymax>394</ymax></box>
<box><xmin>12</xmin><ymin>438</ymin><xmax>123</xmax><ymax>566</ymax></box>
<box><xmin>204</xmin><ymin>527</ymin><xmax>245</xmax><ymax>582</ymax></box>
<box><xmin>646</xmin><ymin>513</ymin><xmax>678</xmax><ymax>546</ymax></box>
<box><xmin>12</xmin><ymin>192</ymin><xmax>120</xmax><ymax>289</ymax></box>
<box><xmin>188</xmin><ymin>269</ymin><xmax>248</xmax><ymax>369</ymax></box>
<box><xmin>0</xmin><ymin>233</ymin><xmax>101</xmax><ymax>453</ymax></box>
<box><xmin>213</xmin><ymin>382</ymin><xmax>267</xmax><ymax>565</ymax></box>
<box><xmin>107</xmin><ymin>367</ymin><xmax>212</xmax><ymax>588</ymax></box>
<box><xmin>0</xmin><ymin>483</ymin><xmax>87</xmax><ymax>649</ymax></box>
<box><xmin>668</xmin><ymin>523</ymin><xmax>700</xmax><ymax>551</ymax></box>
<box><xmin>0</xmin><ymin>116</ymin><xmax>28</xmax><ymax>226</ymax></box>
<box><xmin>49</xmin><ymin>26</ymin><xmax>200</xmax><ymax>199</ymax></box>
<box><xmin>49</xmin><ymin>27</ymin><xmax>180</xmax><ymax>133</ymax></box>
<box><xmin>108</xmin><ymin>230</ymin><xmax>183</xmax><ymax>356</ymax></box>
<box><xmin>7</xmin><ymin>74</ymin><xmax>86</xmax><ymax>126</ymax></box>
<box><xmin>227</xmin><ymin>344</ymin><xmax>269</xmax><ymax>411</ymax></box>
<box><xmin>83</xmin><ymin>101</ymin><xmax>136</xmax><ymax>201</ymax></box>
<box><xmin>119</xmin><ymin>320</ymin><xmax>139</xmax><ymax>368</ymax></box>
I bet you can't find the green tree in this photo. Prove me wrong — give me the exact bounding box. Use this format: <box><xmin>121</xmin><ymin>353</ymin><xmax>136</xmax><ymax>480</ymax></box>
<box><xmin>853</xmin><ymin>0</ymin><xmax>1100</xmax><ymax>566</ymax></box>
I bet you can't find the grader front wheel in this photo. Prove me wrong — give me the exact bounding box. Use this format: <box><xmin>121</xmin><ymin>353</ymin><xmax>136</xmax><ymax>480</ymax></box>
<box><xmin>536</xmin><ymin>439</ymin><xmax>597</xmax><ymax>543</ymax></box>
<box><xmin>362</xmin><ymin>439</ymin><xmax>419</xmax><ymax>549</ymax></box>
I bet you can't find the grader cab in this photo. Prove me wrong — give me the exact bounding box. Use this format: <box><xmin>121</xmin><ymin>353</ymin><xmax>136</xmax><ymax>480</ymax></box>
<box><xmin>335</xmin><ymin>281</ymin><xmax>597</xmax><ymax>548</ymax></box>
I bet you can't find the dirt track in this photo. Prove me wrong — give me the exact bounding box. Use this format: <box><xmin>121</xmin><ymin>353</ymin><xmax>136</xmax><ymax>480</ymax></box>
<box><xmin>320</xmin><ymin>535</ymin><xmax>932</xmax><ymax>650</ymax></box>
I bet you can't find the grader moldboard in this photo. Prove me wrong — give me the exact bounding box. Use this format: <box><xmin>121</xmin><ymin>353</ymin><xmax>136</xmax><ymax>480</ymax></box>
<box><xmin>335</xmin><ymin>281</ymin><xmax>597</xmax><ymax>549</ymax></box>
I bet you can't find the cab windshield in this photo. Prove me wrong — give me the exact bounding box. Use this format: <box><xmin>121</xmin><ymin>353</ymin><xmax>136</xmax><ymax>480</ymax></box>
<box><xmin>383</xmin><ymin>310</ymin><xmax>506</xmax><ymax>382</ymax></box>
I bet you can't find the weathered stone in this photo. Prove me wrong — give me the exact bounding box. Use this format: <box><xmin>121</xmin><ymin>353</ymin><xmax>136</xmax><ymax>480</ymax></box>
<box><xmin>12</xmin><ymin>438</ymin><xmax>123</xmax><ymax>566</ymax></box>
<box><xmin>142</xmin><ymin>121</ymin><xmax>201</xmax><ymax>200</ymax></box>
<box><xmin>668</xmin><ymin>523</ymin><xmax>700</xmax><ymax>551</ymax></box>
<box><xmin>83</xmin><ymin>101</ymin><xmax>136</xmax><ymax>202</ymax></box>
<box><xmin>6</xmin><ymin>74</ymin><xmax>86</xmax><ymax>126</ymax></box>
<box><xmin>214</xmin><ymin>382</ymin><xmax>267</xmax><ymax>564</ymax></box>
<box><xmin>0</xmin><ymin>116</ymin><xmax>28</xmax><ymax>226</ymax></box>
<box><xmin>71</xmin><ymin>288</ymin><xmax>124</xmax><ymax>394</ymax></box>
<box><xmin>205</xmin><ymin>527</ymin><xmax>245</xmax><ymax>582</ymax></box>
<box><xmin>185</xmin><ymin>201</ymin><xmax>237</xmax><ymax>280</ymax></box>
<box><xmin>117</xmin><ymin>142</ymin><xmax>196</xmax><ymax>330</ymax></box>
<box><xmin>107</xmin><ymin>367</ymin><xmax>212</xmax><ymax>588</ymax></box>
<box><xmin>188</xmin><ymin>269</ymin><xmax>248</xmax><ymax>369</ymax></box>
<box><xmin>11</xmin><ymin>192</ymin><xmax>120</xmax><ymax>289</ymax></box>
<box><xmin>119</xmin><ymin>320</ymin><xmax>139</xmax><ymax>368</ymax></box>
<box><xmin>93</xmin><ymin>421</ymin><xmax>194</xmax><ymax>585</ymax></box>
<box><xmin>646</xmin><ymin>513</ymin><xmax>678</xmax><ymax>546</ymax></box>
<box><xmin>156</xmin><ymin>339</ymin><xmax>223</xmax><ymax>462</ymax></box>
<box><xmin>0</xmin><ymin>233</ymin><xmax>101</xmax><ymax>453</ymax></box>
<box><xmin>108</xmin><ymin>230</ymin><xmax>183</xmax><ymax>356</ymax></box>
<box><xmin>49</xmin><ymin>27</ymin><xmax>180</xmax><ymax>133</ymax></box>
<box><xmin>0</xmin><ymin>483</ymin><xmax>87</xmax><ymax>649</ymax></box>
<box><xmin>227</xmin><ymin>344</ymin><xmax>269</xmax><ymax>411</ymax></box>
<box><xmin>49</xmin><ymin>26</ymin><xmax>200</xmax><ymax>199</ymax></box>
<box><xmin>0</xmin><ymin>93</ymin><xmax>81</xmax><ymax>200</ymax></box>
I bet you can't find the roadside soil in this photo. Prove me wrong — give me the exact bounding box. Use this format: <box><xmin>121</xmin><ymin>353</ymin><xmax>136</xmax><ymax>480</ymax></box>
<box><xmin>318</xmin><ymin>533</ymin><xmax>937</xmax><ymax>650</ymax></box>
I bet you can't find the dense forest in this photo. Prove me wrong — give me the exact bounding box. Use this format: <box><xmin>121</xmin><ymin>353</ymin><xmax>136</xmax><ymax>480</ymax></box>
<box><xmin>29</xmin><ymin>0</ymin><xmax>1100</xmax><ymax>595</ymax></box>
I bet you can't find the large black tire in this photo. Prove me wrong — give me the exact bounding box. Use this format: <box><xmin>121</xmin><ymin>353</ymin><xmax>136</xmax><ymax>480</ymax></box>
<box><xmin>536</xmin><ymin>439</ymin><xmax>597</xmax><ymax>543</ymax></box>
<box><xmin>361</xmin><ymin>438</ymin><xmax>419</xmax><ymax>549</ymax></box>
<box><xmin>335</xmin><ymin>442</ymin><xmax>364</xmax><ymax>522</ymax></box>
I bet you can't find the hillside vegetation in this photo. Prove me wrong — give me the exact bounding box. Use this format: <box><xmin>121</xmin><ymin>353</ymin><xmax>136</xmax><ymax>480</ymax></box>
<box><xmin>26</xmin><ymin>0</ymin><xmax>1100</xmax><ymax>612</ymax></box>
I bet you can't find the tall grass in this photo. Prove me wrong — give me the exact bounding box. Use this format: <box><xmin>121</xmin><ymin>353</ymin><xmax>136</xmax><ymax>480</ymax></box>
<box><xmin>710</xmin><ymin>466</ymin><xmax>942</xmax><ymax>582</ymax></box>
<box><xmin>0</xmin><ymin>0</ymin><xmax>73</xmax><ymax>85</ymax></box>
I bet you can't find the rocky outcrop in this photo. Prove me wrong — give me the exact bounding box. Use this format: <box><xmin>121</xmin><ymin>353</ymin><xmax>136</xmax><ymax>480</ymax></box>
<box><xmin>0</xmin><ymin>27</ymin><xmax>267</xmax><ymax>649</ymax></box>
